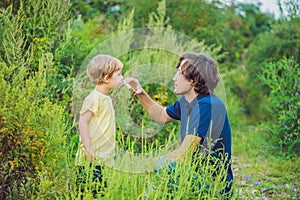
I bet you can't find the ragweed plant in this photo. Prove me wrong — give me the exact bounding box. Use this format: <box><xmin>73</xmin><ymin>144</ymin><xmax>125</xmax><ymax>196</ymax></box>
<box><xmin>0</xmin><ymin>55</ymin><xmax>67</xmax><ymax>199</ymax></box>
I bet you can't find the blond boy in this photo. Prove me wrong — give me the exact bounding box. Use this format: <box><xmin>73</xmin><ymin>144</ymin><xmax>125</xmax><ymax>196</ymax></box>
<box><xmin>76</xmin><ymin>55</ymin><xmax>124</xmax><ymax>197</ymax></box>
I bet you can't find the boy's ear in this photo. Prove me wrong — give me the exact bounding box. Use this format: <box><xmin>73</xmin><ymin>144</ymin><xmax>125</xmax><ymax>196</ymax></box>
<box><xmin>103</xmin><ymin>75</ymin><xmax>109</xmax><ymax>83</ymax></box>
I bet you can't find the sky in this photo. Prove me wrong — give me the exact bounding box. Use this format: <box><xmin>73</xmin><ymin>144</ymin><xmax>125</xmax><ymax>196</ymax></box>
<box><xmin>239</xmin><ymin>0</ymin><xmax>280</xmax><ymax>16</ymax></box>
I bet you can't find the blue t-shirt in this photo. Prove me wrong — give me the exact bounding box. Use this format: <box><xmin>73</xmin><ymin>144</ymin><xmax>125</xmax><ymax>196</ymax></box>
<box><xmin>166</xmin><ymin>94</ymin><xmax>233</xmax><ymax>184</ymax></box>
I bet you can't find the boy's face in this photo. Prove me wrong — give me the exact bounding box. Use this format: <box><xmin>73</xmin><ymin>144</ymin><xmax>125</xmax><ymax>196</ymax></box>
<box><xmin>108</xmin><ymin>67</ymin><xmax>124</xmax><ymax>89</ymax></box>
<box><xmin>172</xmin><ymin>59</ymin><xmax>193</xmax><ymax>95</ymax></box>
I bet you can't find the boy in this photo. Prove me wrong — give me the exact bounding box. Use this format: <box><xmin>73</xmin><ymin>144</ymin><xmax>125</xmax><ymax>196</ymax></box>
<box><xmin>75</xmin><ymin>54</ymin><xmax>124</xmax><ymax>197</ymax></box>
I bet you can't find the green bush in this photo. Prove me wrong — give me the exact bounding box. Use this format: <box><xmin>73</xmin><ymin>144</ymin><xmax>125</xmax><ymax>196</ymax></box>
<box><xmin>259</xmin><ymin>57</ymin><xmax>300</xmax><ymax>153</ymax></box>
<box><xmin>0</xmin><ymin>0</ymin><xmax>71</xmax><ymax>66</ymax></box>
<box><xmin>165</xmin><ymin>1</ymin><xmax>273</xmax><ymax>68</ymax></box>
<box><xmin>0</xmin><ymin>1</ymin><xmax>75</xmax><ymax>198</ymax></box>
<box><xmin>0</xmin><ymin>55</ymin><xmax>68</xmax><ymax>199</ymax></box>
<box><xmin>0</xmin><ymin>0</ymin><xmax>74</xmax><ymax>110</ymax></box>
<box><xmin>244</xmin><ymin>16</ymin><xmax>300</xmax><ymax>119</ymax></box>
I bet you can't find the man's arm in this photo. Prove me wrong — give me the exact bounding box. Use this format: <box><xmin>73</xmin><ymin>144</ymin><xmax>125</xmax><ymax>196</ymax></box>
<box><xmin>79</xmin><ymin>111</ymin><xmax>95</xmax><ymax>161</ymax></box>
<box><xmin>126</xmin><ymin>78</ymin><xmax>175</xmax><ymax>124</ymax></box>
<box><xmin>169</xmin><ymin>134</ymin><xmax>202</xmax><ymax>162</ymax></box>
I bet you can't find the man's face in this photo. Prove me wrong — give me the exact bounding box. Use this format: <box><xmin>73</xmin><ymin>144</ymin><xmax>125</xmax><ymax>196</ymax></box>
<box><xmin>172</xmin><ymin>59</ymin><xmax>193</xmax><ymax>95</ymax></box>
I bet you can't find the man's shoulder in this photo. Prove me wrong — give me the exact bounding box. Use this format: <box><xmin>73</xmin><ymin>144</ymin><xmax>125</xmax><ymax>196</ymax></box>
<box><xmin>198</xmin><ymin>95</ymin><xmax>225</xmax><ymax>107</ymax></box>
<box><xmin>198</xmin><ymin>94</ymin><xmax>221</xmax><ymax>101</ymax></box>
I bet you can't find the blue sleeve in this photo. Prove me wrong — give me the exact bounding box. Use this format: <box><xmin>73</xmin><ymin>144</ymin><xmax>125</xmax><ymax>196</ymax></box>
<box><xmin>166</xmin><ymin>101</ymin><xmax>181</xmax><ymax>120</ymax></box>
<box><xmin>188</xmin><ymin>103</ymin><xmax>211</xmax><ymax>140</ymax></box>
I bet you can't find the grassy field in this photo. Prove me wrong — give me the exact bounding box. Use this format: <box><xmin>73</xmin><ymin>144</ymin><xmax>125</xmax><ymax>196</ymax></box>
<box><xmin>61</xmin><ymin>123</ymin><xmax>299</xmax><ymax>200</ymax></box>
<box><xmin>232</xmin><ymin>124</ymin><xmax>300</xmax><ymax>199</ymax></box>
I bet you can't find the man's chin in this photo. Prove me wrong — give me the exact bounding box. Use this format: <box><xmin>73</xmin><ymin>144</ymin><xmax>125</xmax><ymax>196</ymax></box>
<box><xmin>173</xmin><ymin>90</ymin><xmax>180</xmax><ymax>95</ymax></box>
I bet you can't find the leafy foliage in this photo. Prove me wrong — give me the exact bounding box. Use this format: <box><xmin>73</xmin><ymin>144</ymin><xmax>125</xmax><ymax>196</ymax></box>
<box><xmin>244</xmin><ymin>15</ymin><xmax>300</xmax><ymax>119</ymax></box>
<box><xmin>0</xmin><ymin>1</ymin><xmax>73</xmax><ymax>199</ymax></box>
<box><xmin>259</xmin><ymin>57</ymin><xmax>300</xmax><ymax>153</ymax></box>
<box><xmin>0</xmin><ymin>56</ymin><xmax>67</xmax><ymax>199</ymax></box>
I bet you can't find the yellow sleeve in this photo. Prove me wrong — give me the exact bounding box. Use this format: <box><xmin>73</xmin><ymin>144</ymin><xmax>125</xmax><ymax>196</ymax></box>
<box><xmin>80</xmin><ymin>94</ymin><xmax>99</xmax><ymax>115</ymax></box>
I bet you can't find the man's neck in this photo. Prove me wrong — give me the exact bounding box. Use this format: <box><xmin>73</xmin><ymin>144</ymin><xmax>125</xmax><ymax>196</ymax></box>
<box><xmin>184</xmin><ymin>90</ymin><xmax>198</xmax><ymax>103</ymax></box>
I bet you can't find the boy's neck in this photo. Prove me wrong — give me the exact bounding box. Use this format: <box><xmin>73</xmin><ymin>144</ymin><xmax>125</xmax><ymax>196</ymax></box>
<box><xmin>95</xmin><ymin>84</ymin><xmax>109</xmax><ymax>95</ymax></box>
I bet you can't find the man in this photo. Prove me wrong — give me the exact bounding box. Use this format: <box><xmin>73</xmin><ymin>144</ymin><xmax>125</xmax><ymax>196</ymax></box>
<box><xmin>126</xmin><ymin>52</ymin><xmax>233</xmax><ymax>196</ymax></box>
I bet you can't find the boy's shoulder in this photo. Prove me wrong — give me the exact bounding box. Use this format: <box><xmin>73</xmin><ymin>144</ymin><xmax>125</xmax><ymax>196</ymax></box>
<box><xmin>80</xmin><ymin>90</ymin><xmax>112</xmax><ymax>114</ymax></box>
<box><xmin>82</xmin><ymin>90</ymin><xmax>105</xmax><ymax>105</ymax></box>
<box><xmin>85</xmin><ymin>90</ymin><xmax>109</xmax><ymax>99</ymax></box>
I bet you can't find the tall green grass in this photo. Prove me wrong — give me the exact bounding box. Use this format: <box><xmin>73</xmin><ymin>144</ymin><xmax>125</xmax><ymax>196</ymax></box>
<box><xmin>65</xmin><ymin>126</ymin><xmax>231</xmax><ymax>200</ymax></box>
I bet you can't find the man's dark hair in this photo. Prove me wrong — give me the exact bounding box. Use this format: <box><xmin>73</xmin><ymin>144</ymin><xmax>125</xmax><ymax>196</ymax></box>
<box><xmin>176</xmin><ymin>53</ymin><xmax>220</xmax><ymax>95</ymax></box>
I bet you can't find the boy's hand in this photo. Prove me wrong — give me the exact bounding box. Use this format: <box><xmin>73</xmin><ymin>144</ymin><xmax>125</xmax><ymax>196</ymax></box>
<box><xmin>124</xmin><ymin>77</ymin><xmax>144</xmax><ymax>95</ymax></box>
<box><xmin>84</xmin><ymin>147</ymin><xmax>96</xmax><ymax>162</ymax></box>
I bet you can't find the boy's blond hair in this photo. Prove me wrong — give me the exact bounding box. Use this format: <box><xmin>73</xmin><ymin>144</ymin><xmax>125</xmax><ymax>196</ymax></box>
<box><xmin>87</xmin><ymin>55</ymin><xmax>123</xmax><ymax>85</ymax></box>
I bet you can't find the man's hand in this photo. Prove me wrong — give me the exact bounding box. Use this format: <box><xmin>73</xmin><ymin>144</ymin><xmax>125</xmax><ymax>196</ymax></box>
<box><xmin>124</xmin><ymin>77</ymin><xmax>144</xmax><ymax>95</ymax></box>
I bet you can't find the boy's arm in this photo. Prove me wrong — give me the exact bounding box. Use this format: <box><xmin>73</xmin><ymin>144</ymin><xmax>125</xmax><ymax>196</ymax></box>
<box><xmin>125</xmin><ymin>78</ymin><xmax>175</xmax><ymax>125</ymax></box>
<box><xmin>79</xmin><ymin>111</ymin><xmax>95</xmax><ymax>161</ymax></box>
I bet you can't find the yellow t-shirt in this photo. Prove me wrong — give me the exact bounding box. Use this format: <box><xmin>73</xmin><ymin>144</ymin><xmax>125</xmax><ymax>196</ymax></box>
<box><xmin>76</xmin><ymin>90</ymin><xmax>115</xmax><ymax>166</ymax></box>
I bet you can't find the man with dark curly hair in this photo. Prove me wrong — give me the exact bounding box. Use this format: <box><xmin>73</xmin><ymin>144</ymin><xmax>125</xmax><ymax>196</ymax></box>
<box><xmin>126</xmin><ymin>52</ymin><xmax>233</xmax><ymax>198</ymax></box>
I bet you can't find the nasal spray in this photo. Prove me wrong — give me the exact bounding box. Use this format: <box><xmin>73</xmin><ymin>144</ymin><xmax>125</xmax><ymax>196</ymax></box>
<box><xmin>123</xmin><ymin>79</ymin><xmax>141</xmax><ymax>96</ymax></box>
<box><xmin>123</xmin><ymin>79</ymin><xmax>132</xmax><ymax>90</ymax></box>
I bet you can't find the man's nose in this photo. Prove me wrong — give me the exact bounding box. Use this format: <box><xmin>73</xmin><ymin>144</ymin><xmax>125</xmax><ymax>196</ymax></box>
<box><xmin>173</xmin><ymin>72</ymin><xmax>178</xmax><ymax>81</ymax></box>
